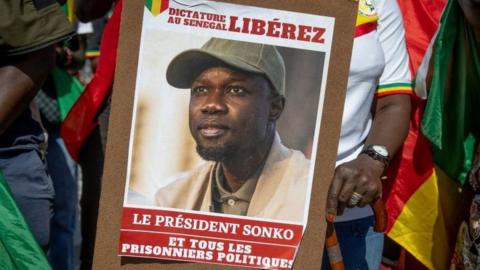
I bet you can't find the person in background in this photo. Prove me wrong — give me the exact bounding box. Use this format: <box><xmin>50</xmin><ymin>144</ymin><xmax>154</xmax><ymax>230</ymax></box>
<box><xmin>62</xmin><ymin>0</ymin><xmax>121</xmax><ymax>268</ymax></box>
<box><xmin>84</xmin><ymin>16</ymin><xmax>108</xmax><ymax>74</ymax></box>
<box><xmin>0</xmin><ymin>0</ymin><xmax>73</xmax><ymax>251</ymax></box>
<box><xmin>450</xmin><ymin>0</ymin><xmax>480</xmax><ymax>268</ymax></box>
<box><xmin>36</xmin><ymin>34</ymin><xmax>85</xmax><ymax>268</ymax></box>
<box><xmin>458</xmin><ymin>0</ymin><xmax>480</xmax><ymax>29</ymax></box>
<box><xmin>323</xmin><ymin>0</ymin><xmax>412</xmax><ymax>269</ymax></box>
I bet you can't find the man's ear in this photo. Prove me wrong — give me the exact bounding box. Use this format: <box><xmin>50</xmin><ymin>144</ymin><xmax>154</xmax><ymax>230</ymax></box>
<box><xmin>269</xmin><ymin>95</ymin><xmax>285</xmax><ymax>121</ymax></box>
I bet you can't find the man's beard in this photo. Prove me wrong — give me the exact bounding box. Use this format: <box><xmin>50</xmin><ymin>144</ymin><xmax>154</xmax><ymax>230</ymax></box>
<box><xmin>196</xmin><ymin>143</ymin><xmax>237</xmax><ymax>162</ymax></box>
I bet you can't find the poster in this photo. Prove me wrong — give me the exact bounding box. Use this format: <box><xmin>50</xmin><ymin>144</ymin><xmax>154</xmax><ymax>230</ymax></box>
<box><xmin>118</xmin><ymin>0</ymin><xmax>335</xmax><ymax>269</ymax></box>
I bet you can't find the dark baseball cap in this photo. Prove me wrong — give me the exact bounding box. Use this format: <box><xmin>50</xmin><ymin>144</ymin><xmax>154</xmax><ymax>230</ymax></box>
<box><xmin>166</xmin><ymin>38</ymin><xmax>286</xmax><ymax>95</ymax></box>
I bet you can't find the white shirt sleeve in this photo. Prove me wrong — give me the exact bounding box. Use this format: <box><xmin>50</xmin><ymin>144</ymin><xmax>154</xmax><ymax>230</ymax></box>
<box><xmin>376</xmin><ymin>0</ymin><xmax>413</xmax><ymax>95</ymax></box>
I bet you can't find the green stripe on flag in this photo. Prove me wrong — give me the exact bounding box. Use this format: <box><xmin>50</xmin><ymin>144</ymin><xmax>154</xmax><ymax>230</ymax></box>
<box><xmin>145</xmin><ymin>0</ymin><xmax>153</xmax><ymax>10</ymax></box>
<box><xmin>0</xmin><ymin>172</ymin><xmax>52</xmax><ymax>270</ymax></box>
<box><xmin>145</xmin><ymin>0</ymin><xmax>166</xmax><ymax>16</ymax></box>
<box><xmin>52</xmin><ymin>67</ymin><xmax>84</xmax><ymax>121</ymax></box>
<box><xmin>421</xmin><ymin>0</ymin><xmax>480</xmax><ymax>184</ymax></box>
<box><xmin>377</xmin><ymin>82</ymin><xmax>412</xmax><ymax>89</ymax></box>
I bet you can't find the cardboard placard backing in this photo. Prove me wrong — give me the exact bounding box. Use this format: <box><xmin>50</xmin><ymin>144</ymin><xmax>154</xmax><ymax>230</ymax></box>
<box><xmin>93</xmin><ymin>0</ymin><xmax>357</xmax><ymax>269</ymax></box>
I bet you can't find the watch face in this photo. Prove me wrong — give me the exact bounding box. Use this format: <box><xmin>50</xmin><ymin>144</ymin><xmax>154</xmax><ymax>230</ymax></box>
<box><xmin>372</xmin><ymin>145</ymin><xmax>388</xmax><ymax>157</ymax></box>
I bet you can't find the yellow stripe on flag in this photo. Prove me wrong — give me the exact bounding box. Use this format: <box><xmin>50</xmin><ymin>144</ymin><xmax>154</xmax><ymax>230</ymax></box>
<box><xmin>151</xmin><ymin>0</ymin><xmax>162</xmax><ymax>16</ymax></box>
<box><xmin>388</xmin><ymin>167</ymin><xmax>470</xmax><ymax>270</ymax></box>
<box><xmin>67</xmin><ymin>0</ymin><xmax>75</xmax><ymax>22</ymax></box>
<box><xmin>85</xmin><ymin>51</ymin><xmax>100</xmax><ymax>58</ymax></box>
<box><xmin>356</xmin><ymin>14</ymin><xmax>378</xmax><ymax>26</ymax></box>
<box><xmin>376</xmin><ymin>87</ymin><xmax>413</xmax><ymax>95</ymax></box>
<box><xmin>376</xmin><ymin>84</ymin><xmax>413</xmax><ymax>97</ymax></box>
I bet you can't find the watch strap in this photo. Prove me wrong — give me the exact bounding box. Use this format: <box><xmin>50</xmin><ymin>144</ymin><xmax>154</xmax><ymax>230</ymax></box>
<box><xmin>361</xmin><ymin>146</ymin><xmax>390</xmax><ymax>167</ymax></box>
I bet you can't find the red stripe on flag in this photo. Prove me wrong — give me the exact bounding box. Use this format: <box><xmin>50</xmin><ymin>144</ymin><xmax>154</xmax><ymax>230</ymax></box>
<box><xmin>382</xmin><ymin>97</ymin><xmax>435</xmax><ymax>233</ymax></box>
<box><xmin>375</xmin><ymin>90</ymin><xmax>414</xmax><ymax>98</ymax></box>
<box><xmin>382</xmin><ymin>0</ymin><xmax>448</xmax><ymax>234</ymax></box>
<box><xmin>160</xmin><ymin>0</ymin><xmax>169</xmax><ymax>14</ymax></box>
<box><xmin>354</xmin><ymin>22</ymin><xmax>377</xmax><ymax>38</ymax></box>
<box><xmin>61</xmin><ymin>0</ymin><xmax>123</xmax><ymax>160</ymax></box>
<box><xmin>397</xmin><ymin>0</ymin><xmax>446</xmax><ymax>75</ymax></box>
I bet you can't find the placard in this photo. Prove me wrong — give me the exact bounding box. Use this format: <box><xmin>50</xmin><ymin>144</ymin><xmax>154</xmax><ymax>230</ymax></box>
<box><xmin>93</xmin><ymin>0</ymin><xmax>357</xmax><ymax>269</ymax></box>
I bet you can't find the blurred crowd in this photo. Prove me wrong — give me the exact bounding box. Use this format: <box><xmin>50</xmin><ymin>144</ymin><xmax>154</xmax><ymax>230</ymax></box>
<box><xmin>1</xmin><ymin>0</ymin><xmax>118</xmax><ymax>269</ymax></box>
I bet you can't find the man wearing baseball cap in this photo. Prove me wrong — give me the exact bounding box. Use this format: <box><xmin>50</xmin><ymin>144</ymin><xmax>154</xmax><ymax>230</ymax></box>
<box><xmin>155</xmin><ymin>38</ymin><xmax>310</xmax><ymax>222</ymax></box>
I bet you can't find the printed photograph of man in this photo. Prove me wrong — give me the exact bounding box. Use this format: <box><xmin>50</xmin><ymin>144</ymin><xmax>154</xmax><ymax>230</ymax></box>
<box><xmin>154</xmin><ymin>38</ymin><xmax>310</xmax><ymax>222</ymax></box>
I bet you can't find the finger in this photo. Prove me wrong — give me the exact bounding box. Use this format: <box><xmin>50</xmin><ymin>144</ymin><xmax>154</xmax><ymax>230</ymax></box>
<box><xmin>358</xmin><ymin>179</ymin><xmax>382</xmax><ymax>207</ymax></box>
<box><xmin>337</xmin><ymin>170</ymin><xmax>358</xmax><ymax>207</ymax></box>
<box><xmin>326</xmin><ymin>170</ymin><xmax>345</xmax><ymax>218</ymax></box>
<box><xmin>349</xmin><ymin>172</ymin><xmax>379</xmax><ymax>207</ymax></box>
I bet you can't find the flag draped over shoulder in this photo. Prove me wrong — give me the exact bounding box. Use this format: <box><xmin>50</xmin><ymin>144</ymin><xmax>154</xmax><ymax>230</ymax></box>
<box><xmin>383</xmin><ymin>97</ymin><xmax>469</xmax><ymax>270</ymax></box>
<box><xmin>383</xmin><ymin>0</ymin><xmax>478</xmax><ymax>269</ymax></box>
<box><xmin>421</xmin><ymin>0</ymin><xmax>480</xmax><ymax>185</ymax></box>
<box><xmin>0</xmin><ymin>172</ymin><xmax>51</xmax><ymax>270</ymax></box>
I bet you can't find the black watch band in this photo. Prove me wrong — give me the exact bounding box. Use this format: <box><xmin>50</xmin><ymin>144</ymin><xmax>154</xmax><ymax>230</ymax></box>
<box><xmin>360</xmin><ymin>145</ymin><xmax>390</xmax><ymax>168</ymax></box>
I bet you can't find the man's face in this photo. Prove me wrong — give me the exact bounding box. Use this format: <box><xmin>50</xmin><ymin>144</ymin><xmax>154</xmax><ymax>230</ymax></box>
<box><xmin>189</xmin><ymin>66</ymin><xmax>275</xmax><ymax>161</ymax></box>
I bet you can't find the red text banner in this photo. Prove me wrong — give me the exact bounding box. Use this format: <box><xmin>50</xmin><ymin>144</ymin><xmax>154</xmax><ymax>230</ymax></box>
<box><xmin>119</xmin><ymin>207</ymin><xmax>304</xmax><ymax>269</ymax></box>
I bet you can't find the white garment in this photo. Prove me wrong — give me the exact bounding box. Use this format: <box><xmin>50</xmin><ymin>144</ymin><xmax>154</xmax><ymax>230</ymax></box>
<box><xmin>335</xmin><ymin>0</ymin><xmax>412</xmax><ymax>222</ymax></box>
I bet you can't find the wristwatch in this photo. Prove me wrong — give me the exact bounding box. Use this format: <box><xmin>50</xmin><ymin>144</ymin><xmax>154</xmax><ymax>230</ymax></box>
<box><xmin>361</xmin><ymin>145</ymin><xmax>390</xmax><ymax>167</ymax></box>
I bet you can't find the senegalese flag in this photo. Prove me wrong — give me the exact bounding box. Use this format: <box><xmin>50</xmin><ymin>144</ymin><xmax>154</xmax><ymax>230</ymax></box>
<box><xmin>145</xmin><ymin>0</ymin><xmax>169</xmax><ymax>16</ymax></box>
<box><xmin>421</xmin><ymin>0</ymin><xmax>480</xmax><ymax>185</ymax></box>
<box><xmin>61</xmin><ymin>0</ymin><xmax>123</xmax><ymax>161</ymax></box>
<box><xmin>382</xmin><ymin>0</ymin><xmax>478</xmax><ymax>269</ymax></box>
<box><xmin>383</xmin><ymin>97</ymin><xmax>470</xmax><ymax>270</ymax></box>
<box><xmin>398</xmin><ymin>0</ymin><xmax>447</xmax><ymax>76</ymax></box>
<box><xmin>0</xmin><ymin>172</ymin><xmax>52</xmax><ymax>270</ymax></box>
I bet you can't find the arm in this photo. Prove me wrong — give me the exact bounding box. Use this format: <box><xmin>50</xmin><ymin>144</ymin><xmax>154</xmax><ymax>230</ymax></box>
<box><xmin>327</xmin><ymin>0</ymin><xmax>412</xmax><ymax>216</ymax></box>
<box><xmin>75</xmin><ymin>0</ymin><xmax>114</xmax><ymax>22</ymax></box>
<box><xmin>0</xmin><ymin>46</ymin><xmax>56</xmax><ymax>135</ymax></box>
<box><xmin>327</xmin><ymin>95</ymin><xmax>411</xmax><ymax>215</ymax></box>
<box><xmin>366</xmin><ymin>95</ymin><xmax>411</xmax><ymax>157</ymax></box>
